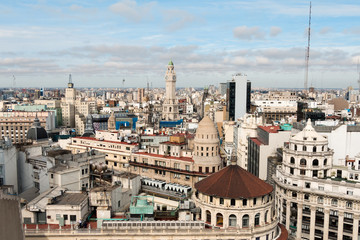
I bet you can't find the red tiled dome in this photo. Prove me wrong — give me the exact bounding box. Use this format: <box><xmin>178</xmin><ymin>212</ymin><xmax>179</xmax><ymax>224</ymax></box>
<box><xmin>195</xmin><ymin>165</ymin><xmax>273</xmax><ymax>199</ymax></box>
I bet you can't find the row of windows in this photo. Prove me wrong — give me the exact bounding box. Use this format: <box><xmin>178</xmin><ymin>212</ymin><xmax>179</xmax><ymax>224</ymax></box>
<box><xmin>205</xmin><ymin>211</ymin><xmax>270</xmax><ymax>228</ymax></box>
<box><xmin>289</xmin><ymin>157</ymin><xmax>327</xmax><ymax>167</ymax></box>
<box><xmin>293</xmin><ymin>144</ymin><xmax>327</xmax><ymax>152</ymax></box>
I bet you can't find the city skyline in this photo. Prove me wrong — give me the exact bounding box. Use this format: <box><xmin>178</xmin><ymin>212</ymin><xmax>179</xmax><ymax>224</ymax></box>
<box><xmin>1</xmin><ymin>0</ymin><xmax>360</xmax><ymax>88</ymax></box>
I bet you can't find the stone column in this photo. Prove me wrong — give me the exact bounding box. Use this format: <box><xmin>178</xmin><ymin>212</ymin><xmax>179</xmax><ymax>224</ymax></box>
<box><xmin>286</xmin><ymin>202</ymin><xmax>291</xmax><ymax>230</ymax></box>
<box><xmin>309</xmin><ymin>206</ymin><xmax>316</xmax><ymax>240</ymax></box>
<box><xmin>338</xmin><ymin>211</ymin><xmax>344</xmax><ymax>240</ymax></box>
<box><xmin>296</xmin><ymin>204</ymin><xmax>303</xmax><ymax>239</ymax></box>
<box><xmin>223</xmin><ymin>213</ymin><xmax>229</xmax><ymax>228</ymax></box>
<box><xmin>211</xmin><ymin>210</ymin><xmax>216</xmax><ymax>227</ymax></box>
<box><xmin>353</xmin><ymin>214</ymin><xmax>359</xmax><ymax>240</ymax></box>
<box><xmin>324</xmin><ymin>209</ymin><xmax>330</xmax><ymax>240</ymax></box>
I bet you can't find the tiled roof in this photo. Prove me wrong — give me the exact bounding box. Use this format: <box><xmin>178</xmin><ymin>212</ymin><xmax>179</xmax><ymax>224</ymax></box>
<box><xmin>258</xmin><ymin>125</ymin><xmax>280</xmax><ymax>133</ymax></box>
<box><xmin>195</xmin><ymin>165</ymin><xmax>273</xmax><ymax>199</ymax></box>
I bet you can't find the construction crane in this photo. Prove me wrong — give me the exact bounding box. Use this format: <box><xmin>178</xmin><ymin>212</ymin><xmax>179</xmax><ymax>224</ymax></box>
<box><xmin>304</xmin><ymin>2</ymin><xmax>312</xmax><ymax>94</ymax></box>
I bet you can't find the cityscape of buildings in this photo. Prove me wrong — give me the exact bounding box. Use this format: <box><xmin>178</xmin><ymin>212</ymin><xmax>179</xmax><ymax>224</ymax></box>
<box><xmin>1</xmin><ymin>1</ymin><xmax>360</xmax><ymax>240</ymax></box>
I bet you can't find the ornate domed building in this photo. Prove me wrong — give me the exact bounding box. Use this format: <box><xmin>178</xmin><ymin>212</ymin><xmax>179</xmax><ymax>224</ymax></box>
<box><xmin>273</xmin><ymin>119</ymin><xmax>360</xmax><ymax>239</ymax></box>
<box><xmin>281</xmin><ymin>119</ymin><xmax>333</xmax><ymax>179</ymax></box>
<box><xmin>193</xmin><ymin>116</ymin><xmax>222</xmax><ymax>175</ymax></box>
<box><xmin>193</xmin><ymin>160</ymin><xmax>284</xmax><ymax>239</ymax></box>
<box><xmin>26</xmin><ymin>114</ymin><xmax>48</xmax><ymax>142</ymax></box>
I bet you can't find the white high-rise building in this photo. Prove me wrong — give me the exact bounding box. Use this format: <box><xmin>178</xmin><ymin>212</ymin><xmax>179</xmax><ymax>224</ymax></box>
<box><xmin>162</xmin><ymin>61</ymin><xmax>179</xmax><ymax>121</ymax></box>
<box><xmin>226</xmin><ymin>73</ymin><xmax>251</xmax><ymax>121</ymax></box>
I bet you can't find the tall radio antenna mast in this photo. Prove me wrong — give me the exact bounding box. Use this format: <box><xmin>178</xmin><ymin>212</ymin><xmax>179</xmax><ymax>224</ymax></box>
<box><xmin>304</xmin><ymin>2</ymin><xmax>312</xmax><ymax>94</ymax></box>
<box><xmin>357</xmin><ymin>59</ymin><xmax>360</xmax><ymax>91</ymax></box>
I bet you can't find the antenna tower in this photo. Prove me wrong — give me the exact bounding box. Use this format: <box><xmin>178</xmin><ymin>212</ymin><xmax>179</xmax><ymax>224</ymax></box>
<box><xmin>304</xmin><ymin>2</ymin><xmax>312</xmax><ymax>93</ymax></box>
<box><xmin>12</xmin><ymin>75</ymin><xmax>16</xmax><ymax>88</ymax></box>
<box><xmin>69</xmin><ymin>74</ymin><xmax>72</xmax><ymax>83</ymax></box>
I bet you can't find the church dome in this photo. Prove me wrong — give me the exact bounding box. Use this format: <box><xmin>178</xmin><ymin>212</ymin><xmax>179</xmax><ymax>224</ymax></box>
<box><xmin>26</xmin><ymin>115</ymin><xmax>48</xmax><ymax>141</ymax></box>
<box><xmin>196</xmin><ymin>116</ymin><xmax>218</xmax><ymax>136</ymax></box>
<box><xmin>193</xmin><ymin>116</ymin><xmax>221</xmax><ymax>174</ymax></box>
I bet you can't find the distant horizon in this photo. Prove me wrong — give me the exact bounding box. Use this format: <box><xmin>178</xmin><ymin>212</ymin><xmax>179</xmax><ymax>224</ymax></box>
<box><xmin>0</xmin><ymin>86</ymin><xmax>356</xmax><ymax>91</ymax></box>
<box><xmin>0</xmin><ymin>0</ymin><xmax>359</xmax><ymax>89</ymax></box>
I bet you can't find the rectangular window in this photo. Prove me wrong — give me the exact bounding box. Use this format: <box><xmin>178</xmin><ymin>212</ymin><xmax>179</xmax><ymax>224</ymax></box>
<box><xmin>63</xmin><ymin>215</ymin><xmax>68</xmax><ymax>220</ymax></box>
<box><xmin>185</xmin><ymin>165</ymin><xmax>190</xmax><ymax>171</ymax></box>
<box><xmin>70</xmin><ymin>215</ymin><xmax>76</xmax><ymax>222</ymax></box>
<box><xmin>220</xmin><ymin>198</ymin><xmax>224</xmax><ymax>205</ymax></box>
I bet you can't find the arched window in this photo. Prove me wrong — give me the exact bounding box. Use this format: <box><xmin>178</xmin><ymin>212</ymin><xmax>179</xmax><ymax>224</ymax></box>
<box><xmin>300</xmin><ymin>159</ymin><xmax>307</xmax><ymax>166</ymax></box>
<box><xmin>313</xmin><ymin>159</ymin><xmax>319</xmax><ymax>166</ymax></box>
<box><xmin>229</xmin><ymin>214</ymin><xmax>237</xmax><ymax>227</ymax></box>
<box><xmin>264</xmin><ymin>210</ymin><xmax>269</xmax><ymax>223</ymax></box>
<box><xmin>290</xmin><ymin>157</ymin><xmax>295</xmax><ymax>164</ymax></box>
<box><xmin>206</xmin><ymin>210</ymin><xmax>211</xmax><ymax>223</ymax></box>
<box><xmin>242</xmin><ymin>214</ymin><xmax>249</xmax><ymax>228</ymax></box>
<box><xmin>331</xmin><ymin>199</ymin><xmax>338</xmax><ymax>206</ymax></box>
<box><xmin>303</xmin><ymin>145</ymin><xmax>307</xmax><ymax>151</ymax></box>
<box><xmin>254</xmin><ymin>213</ymin><xmax>260</xmax><ymax>226</ymax></box>
<box><xmin>324</xmin><ymin>159</ymin><xmax>327</xmax><ymax>166</ymax></box>
<box><xmin>313</xmin><ymin>146</ymin><xmax>317</xmax><ymax>152</ymax></box>
<box><xmin>216</xmin><ymin>213</ymin><xmax>223</xmax><ymax>227</ymax></box>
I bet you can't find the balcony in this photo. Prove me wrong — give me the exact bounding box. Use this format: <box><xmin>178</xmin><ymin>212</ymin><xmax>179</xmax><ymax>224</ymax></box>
<box><xmin>129</xmin><ymin>161</ymin><xmax>209</xmax><ymax>177</ymax></box>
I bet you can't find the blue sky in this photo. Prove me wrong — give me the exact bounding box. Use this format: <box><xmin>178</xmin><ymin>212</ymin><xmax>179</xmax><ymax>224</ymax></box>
<box><xmin>0</xmin><ymin>0</ymin><xmax>359</xmax><ymax>88</ymax></box>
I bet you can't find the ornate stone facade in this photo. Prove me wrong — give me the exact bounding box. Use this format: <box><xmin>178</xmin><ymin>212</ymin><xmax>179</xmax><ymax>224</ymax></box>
<box><xmin>275</xmin><ymin>119</ymin><xmax>360</xmax><ymax>239</ymax></box>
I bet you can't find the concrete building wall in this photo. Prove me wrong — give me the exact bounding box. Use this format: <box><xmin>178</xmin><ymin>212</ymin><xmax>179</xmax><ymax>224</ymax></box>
<box><xmin>0</xmin><ymin>143</ymin><xmax>18</xmax><ymax>193</ymax></box>
<box><xmin>0</xmin><ymin>195</ymin><xmax>24</xmax><ymax>240</ymax></box>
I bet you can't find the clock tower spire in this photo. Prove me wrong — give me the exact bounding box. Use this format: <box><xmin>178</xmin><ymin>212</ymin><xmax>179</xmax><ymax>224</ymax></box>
<box><xmin>162</xmin><ymin>60</ymin><xmax>179</xmax><ymax>121</ymax></box>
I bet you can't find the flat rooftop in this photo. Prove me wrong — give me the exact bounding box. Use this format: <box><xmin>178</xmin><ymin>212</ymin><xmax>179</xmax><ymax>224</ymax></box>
<box><xmin>52</xmin><ymin>193</ymin><xmax>87</xmax><ymax>206</ymax></box>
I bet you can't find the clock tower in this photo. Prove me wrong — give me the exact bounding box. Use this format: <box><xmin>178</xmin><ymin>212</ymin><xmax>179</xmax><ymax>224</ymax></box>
<box><xmin>162</xmin><ymin>60</ymin><xmax>179</xmax><ymax>121</ymax></box>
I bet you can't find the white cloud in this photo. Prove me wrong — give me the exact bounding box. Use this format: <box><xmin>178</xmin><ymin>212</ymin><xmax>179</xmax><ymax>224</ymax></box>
<box><xmin>233</xmin><ymin>26</ymin><xmax>265</xmax><ymax>41</ymax></box>
<box><xmin>270</xmin><ymin>26</ymin><xmax>282</xmax><ymax>37</ymax></box>
<box><xmin>343</xmin><ymin>27</ymin><xmax>360</xmax><ymax>35</ymax></box>
<box><xmin>163</xmin><ymin>9</ymin><xmax>196</xmax><ymax>32</ymax></box>
<box><xmin>109</xmin><ymin>0</ymin><xmax>156</xmax><ymax>23</ymax></box>
<box><xmin>319</xmin><ymin>27</ymin><xmax>331</xmax><ymax>35</ymax></box>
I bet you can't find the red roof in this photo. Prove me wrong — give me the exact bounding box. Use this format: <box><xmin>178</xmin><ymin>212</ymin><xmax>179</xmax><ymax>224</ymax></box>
<box><xmin>195</xmin><ymin>165</ymin><xmax>273</xmax><ymax>199</ymax></box>
<box><xmin>277</xmin><ymin>224</ymin><xmax>288</xmax><ymax>240</ymax></box>
<box><xmin>250</xmin><ymin>137</ymin><xmax>263</xmax><ymax>146</ymax></box>
<box><xmin>258</xmin><ymin>126</ymin><xmax>280</xmax><ymax>133</ymax></box>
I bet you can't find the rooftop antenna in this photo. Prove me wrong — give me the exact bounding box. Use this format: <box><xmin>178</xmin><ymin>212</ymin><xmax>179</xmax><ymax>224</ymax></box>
<box><xmin>12</xmin><ymin>75</ymin><xmax>16</xmax><ymax>89</ymax></box>
<box><xmin>122</xmin><ymin>78</ymin><xmax>125</xmax><ymax>88</ymax></box>
<box><xmin>357</xmin><ymin>59</ymin><xmax>360</xmax><ymax>91</ymax></box>
<box><xmin>69</xmin><ymin>74</ymin><xmax>72</xmax><ymax>83</ymax></box>
<box><xmin>304</xmin><ymin>1</ymin><xmax>312</xmax><ymax>94</ymax></box>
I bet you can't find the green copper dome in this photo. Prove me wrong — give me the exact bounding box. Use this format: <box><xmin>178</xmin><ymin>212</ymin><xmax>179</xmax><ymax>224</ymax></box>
<box><xmin>168</xmin><ymin>60</ymin><xmax>174</xmax><ymax>66</ymax></box>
